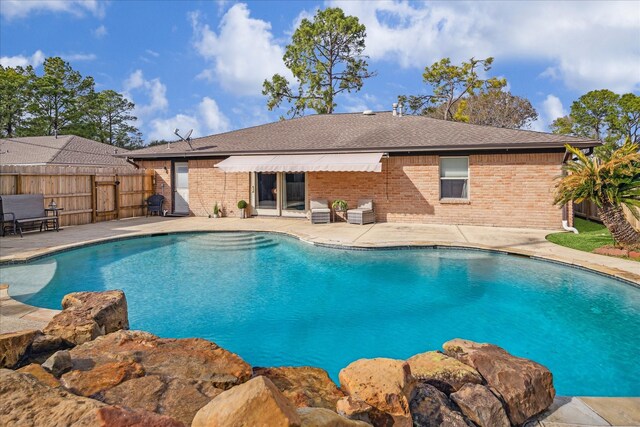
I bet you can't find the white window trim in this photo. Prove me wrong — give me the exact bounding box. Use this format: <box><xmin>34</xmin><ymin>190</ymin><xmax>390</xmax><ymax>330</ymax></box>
<box><xmin>439</xmin><ymin>156</ymin><xmax>470</xmax><ymax>201</ymax></box>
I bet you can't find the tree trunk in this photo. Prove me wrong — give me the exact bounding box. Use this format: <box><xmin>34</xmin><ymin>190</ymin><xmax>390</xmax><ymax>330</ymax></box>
<box><xmin>599</xmin><ymin>202</ymin><xmax>640</xmax><ymax>247</ymax></box>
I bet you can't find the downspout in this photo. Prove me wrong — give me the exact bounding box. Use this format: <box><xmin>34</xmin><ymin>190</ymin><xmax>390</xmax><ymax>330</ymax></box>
<box><xmin>125</xmin><ymin>157</ymin><xmax>140</xmax><ymax>169</ymax></box>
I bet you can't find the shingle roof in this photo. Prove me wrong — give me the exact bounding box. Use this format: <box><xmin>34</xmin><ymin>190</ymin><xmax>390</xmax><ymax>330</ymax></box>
<box><xmin>0</xmin><ymin>135</ymin><xmax>131</xmax><ymax>167</ymax></box>
<box><xmin>126</xmin><ymin>111</ymin><xmax>599</xmax><ymax>159</ymax></box>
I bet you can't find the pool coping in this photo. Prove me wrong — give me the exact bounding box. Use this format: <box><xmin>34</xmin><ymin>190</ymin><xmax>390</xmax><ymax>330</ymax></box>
<box><xmin>2</xmin><ymin>227</ymin><xmax>639</xmax><ymax>288</ymax></box>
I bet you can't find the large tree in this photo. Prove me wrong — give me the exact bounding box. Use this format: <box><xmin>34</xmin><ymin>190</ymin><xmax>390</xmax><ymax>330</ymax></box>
<box><xmin>86</xmin><ymin>90</ymin><xmax>142</xmax><ymax>148</ymax></box>
<box><xmin>450</xmin><ymin>90</ymin><xmax>538</xmax><ymax>129</ymax></box>
<box><xmin>0</xmin><ymin>65</ymin><xmax>34</xmax><ymax>137</ymax></box>
<box><xmin>551</xmin><ymin>90</ymin><xmax>639</xmax><ymax>145</ymax></box>
<box><xmin>401</xmin><ymin>57</ymin><xmax>506</xmax><ymax>121</ymax></box>
<box><xmin>555</xmin><ymin>142</ymin><xmax>640</xmax><ymax>247</ymax></box>
<box><xmin>24</xmin><ymin>57</ymin><xmax>95</xmax><ymax>136</ymax></box>
<box><xmin>263</xmin><ymin>7</ymin><xmax>375</xmax><ymax>117</ymax></box>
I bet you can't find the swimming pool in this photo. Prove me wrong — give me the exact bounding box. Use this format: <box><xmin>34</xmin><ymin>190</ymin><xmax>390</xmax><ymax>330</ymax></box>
<box><xmin>2</xmin><ymin>232</ymin><xmax>639</xmax><ymax>396</ymax></box>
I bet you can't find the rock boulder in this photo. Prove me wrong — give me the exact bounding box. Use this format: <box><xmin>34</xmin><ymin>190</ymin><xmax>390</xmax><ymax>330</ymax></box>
<box><xmin>42</xmin><ymin>350</ymin><xmax>72</xmax><ymax>377</ymax></box>
<box><xmin>192</xmin><ymin>375</ymin><xmax>302</xmax><ymax>427</ymax></box>
<box><xmin>407</xmin><ymin>351</ymin><xmax>483</xmax><ymax>394</ymax></box>
<box><xmin>61</xmin><ymin>360</ymin><xmax>145</xmax><ymax>397</ymax></box>
<box><xmin>444</xmin><ymin>339</ymin><xmax>555</xmax><ymax>426</ymax></box>
<box><xmin>43</xmin><ymin>290</ymin><xmax>129</xmax><ymax>346</ymax></box>
<box><xmin>0</xmin><ymin>329</ymin><xmax>39</xmax><ymax>368</ymax></box>
<box><xmin>450</xmin><ymin>383</ymin><xmax>510</xmax><ymax>427</ymax></box>
<box><xmin>254</xmin><ymin>366</ymin><xmax>345</xmax><ymax>410</ymax></box>
<box><xmin>410</xmin><ymin>384</ymin><xmax>472</xmax><ymax>427</ymax></box>
<box><xmin>298</xmin><ymin>407</ymin><xmax>372</xmax><ymax>426</ymax></box>
<box><xmin>16</xmin><ymin>363</ymin><xmax>60</xmax><ymax>388</ymax></box>
<box><xmin>66</xmin><ymin>330</ymin><xmax>252</xmax><ymax>389</ymax></box>
<box><xmin>338</xmin><ymin>358</ymin><xmax>415</xmax><ymax>427</ymax></box>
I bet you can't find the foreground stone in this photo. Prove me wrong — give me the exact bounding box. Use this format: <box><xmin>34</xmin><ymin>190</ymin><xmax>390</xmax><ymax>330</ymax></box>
<box><xmin>407</xmin><ymin>351</ymin><xmax>483</xmax><ymax>394</ymax></box>
<box><xmin>61</xmin><ymin>360</ymin><xmax>145</xmax><ymax>396</ymax></box>
<box><xmin>410</xmin><ymin>384</ymin><xmax>471</xmax><ymax>427</ymax></box>
<box><xmin>0</xmin><ymin>369</ymin><xmax>183</xmax><ymax>426</ymax></box>
<box><xmin>0</xmin><ymin>368</ymin><xmax>103</xmax><ymax>426</ymax></box>
<box><xmin>42</xmin><ymin>350</ymin><xmax>72</xmax><ymax>377</ymax></box>
<box><xmin>444</xmin><ymin>339</ymin><xmax>555</xmax><ymax>426</ymax></box>
<box><xmin>298</xmin><ymin>407</ymin><xmax>372</xmax><ymax>426</ymax></box>
<box><xmin>192</xmin><ymin>376</ymin><xmax>302</xmax><ymax>427</ymax></box>
<box><xmin>99</xmin><ymin>374</ymin><xmax>223</xmax><ymax>426</ymax></box>
<box><xmin>17</xmin><ymin>363</ymin><xmax>60</xmax><ymax>388</ymax></box>
<box><xmin>339</xmin><ymin>358</ymin><xmax>415</xmax><ymax>427</ymax></box>
<box><xmin>66</xmin><ymin>330</ymin><xmax>252</xmax><ymax>389</ymax></box>
<box><xmin>0</xmin><ymin>329</ymin><xmax>39</xmax><ymax>368</ymax></box>
<box><xmin>43</xmin><ymin>290</ymin><xmax>129</xmax><ymax>346</ymax></box>
<box><xmin>254</xmin><ymin>366</ymin><xmax>345</xmax><ymax>410</ymax></box>
<box><xmin>450</xmin><ymin>383</ymin><xmax>510</xmax><ymax>427</ymax></box>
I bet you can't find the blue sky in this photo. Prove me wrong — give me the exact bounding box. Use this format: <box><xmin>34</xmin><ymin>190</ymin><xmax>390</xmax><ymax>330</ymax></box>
<box><xmin>1</xmin><ymin>0</ymin><xmax>639</xmax><ymax>143</ymax></box>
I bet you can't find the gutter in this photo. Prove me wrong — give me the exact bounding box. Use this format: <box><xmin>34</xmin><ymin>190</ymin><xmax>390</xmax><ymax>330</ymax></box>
<box><xmin>125</xmin><ymin>157</ymin><xmax>140</xmax><ymax>169</ymax></box>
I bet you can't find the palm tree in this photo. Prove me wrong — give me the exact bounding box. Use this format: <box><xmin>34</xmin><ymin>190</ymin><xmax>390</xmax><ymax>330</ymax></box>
<box><xmin>555</xmin><ymin>141</ymin><xmax>640</xmax><ymax>247</ymax></box>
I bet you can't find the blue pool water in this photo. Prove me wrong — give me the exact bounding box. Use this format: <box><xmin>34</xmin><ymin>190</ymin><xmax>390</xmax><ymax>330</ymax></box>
<box><xmin>2</xmin><ymin>232</ymin><xmax>639</xmax><ymax>396</ymax></box>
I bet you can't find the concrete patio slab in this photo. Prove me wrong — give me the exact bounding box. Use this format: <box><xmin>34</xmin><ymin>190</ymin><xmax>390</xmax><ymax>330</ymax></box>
<box><xmin>579</xmin><ymin>398</ymin><xmax>640</xmax><ymax>426</ymax></box>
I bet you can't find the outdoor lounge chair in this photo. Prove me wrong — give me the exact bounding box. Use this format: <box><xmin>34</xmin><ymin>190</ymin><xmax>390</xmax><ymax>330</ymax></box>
<box><xmin>310</xmin><ymin>199</ymin><xmax>330</xmax><ymax>224</ymax></box>
<box><xmin>347</xmin><ymin>199</ymin><xmax>375</xmax><ymax>225</ymax></box>
<box><xmin>0</xmin><ymin>194</ymin><xmax>58</xmax><ymax>237</ymax></box>
<box><xmin>146</xmin><ymin>194</ymin><xmax>165</xmax><ymax>217</ymax></box>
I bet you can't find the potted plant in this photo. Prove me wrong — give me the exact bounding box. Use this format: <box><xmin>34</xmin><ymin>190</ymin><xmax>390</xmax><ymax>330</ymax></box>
<box><xmin>213</xmin><ymin>202</ymin><xmax>220</xmax><ymax>218</ymax></box>
<box><xmin>332</xmin><ymin>199</ymin><xmax>348</xmax><ymax>222</ymax></box>
<box><xmin>237</xmin><ymin>200</ymin><xmax>248</xmax><ymax>219</ymax></box>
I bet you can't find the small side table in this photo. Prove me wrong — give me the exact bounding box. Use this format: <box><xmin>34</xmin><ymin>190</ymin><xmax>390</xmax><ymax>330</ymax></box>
<box><xmin>44</xmin><ymin>207</ymin><xmax>63</xmax><ymax>231</ymax></box>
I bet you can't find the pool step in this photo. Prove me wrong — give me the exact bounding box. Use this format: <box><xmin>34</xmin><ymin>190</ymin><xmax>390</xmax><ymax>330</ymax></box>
<box><xmin>188</xmin><ymin>234</ymin><xmax>277</xmax><ymax>251</ymax></box>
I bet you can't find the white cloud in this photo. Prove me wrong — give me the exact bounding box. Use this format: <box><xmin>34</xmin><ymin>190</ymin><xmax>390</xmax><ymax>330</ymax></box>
<box><xmin>199</xmin><ymin>97</ymin><xmax>231</xmax><ymax>134</ymax></box>
<box><xmin>0</xmin><ymin>50</ymin><xmax>45</xmax><ymax>68</ymax></box>
<box><xmin>62</xmin><ymin>53</ymin><xmax>97</xmax><ymax>62</ymax></box>
<box><xmin>1</xmin><ymin>0</ymin><xmax>106</xmax><ymax>19</ymax></box>
<box><xmin>531</xmin><ymin>94</ymin><xmax>567</xmax><ymax>132</ymax></box>
<box><xmin>145</xmin><ymin>49</ymin><xmax>160</xmax><ymax>58</ymax></box>
<box><xmin>146</xmin><ymin>98</ymin><xmax>231</xmax><ymax>141</ymax></box>
<box><xmin>330</xmin><ymin>0</ymin><xmax>640</xmax><ymax>93</ymax></box>
<box><xmin>123</xmin><ymin>70</ymin><xmax>168</xmax><ymax>117</ymax></box>
<box><xmin>190</xmin><ymin>3</ymin><xmax>291</xmax><ymax>96</ymax></box>
<box><xmin>93</xmin><ymin>25</ymin><xmax>107</xmax><ymax>38</ymax></box>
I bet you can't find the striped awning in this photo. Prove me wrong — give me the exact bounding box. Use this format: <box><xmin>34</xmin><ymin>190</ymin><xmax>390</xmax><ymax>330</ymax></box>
<box><xmin>215</xmin><ymin>153</ymin><xmax>383</xmax><ymax>173</ymax></box>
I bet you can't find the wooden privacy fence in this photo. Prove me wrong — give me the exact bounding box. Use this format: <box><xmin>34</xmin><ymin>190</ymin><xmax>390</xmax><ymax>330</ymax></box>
<box><xmin>0</xmin><ymin>165</ymin><xmax>155</xmax><ymax>227</ymax></box>
<box><xmin>574</xmin><ymin>200</ymin><xmax>640</xmax><ymax>231</ymax></box>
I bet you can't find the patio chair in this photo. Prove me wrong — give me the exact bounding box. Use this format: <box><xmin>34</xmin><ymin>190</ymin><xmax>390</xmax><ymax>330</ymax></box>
<box><xmin>310</xmin><ymin>199</ymin><xmax>330</xmax><ymax>224</ymax></box>
<box><xmin>146</xmin><ymin>194</ymin><xmax>165</xmax><ymax>217</ymax></box>
<box><xmin>347</xmin><ymin>199</ymin><xmax>375</xmax><ymax>225</ymax></box>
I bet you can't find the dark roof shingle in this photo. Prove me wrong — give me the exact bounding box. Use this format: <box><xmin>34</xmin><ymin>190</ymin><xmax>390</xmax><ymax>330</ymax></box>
<box><xmin>0</xmin><ymin>135</ymin><xmax>131</xmax><ymax>167</ymax></box>
<box><xmin>127</xmin><ymin>112</ymin><xmax>599</xmax><ymax>159</ymax></box>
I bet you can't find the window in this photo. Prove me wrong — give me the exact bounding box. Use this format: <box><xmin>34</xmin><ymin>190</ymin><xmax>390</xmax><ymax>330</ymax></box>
<box><xmin>440</xmin><ymin>157</ymin><xmax>469</xmax><ymax>199</ymax></box>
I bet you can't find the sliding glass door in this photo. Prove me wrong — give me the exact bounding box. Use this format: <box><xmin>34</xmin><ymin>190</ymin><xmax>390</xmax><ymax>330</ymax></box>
<box><xmin>252</xmin><ymin>172</ymin><xmax>306</xmax><ymax>217</ymax></box>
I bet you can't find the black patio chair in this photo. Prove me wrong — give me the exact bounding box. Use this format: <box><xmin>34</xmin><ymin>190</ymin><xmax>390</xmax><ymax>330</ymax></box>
<box><xmin>146</xmin><ymin>194</ymin><xmax>165</xmax><ymax>217</ymax></box>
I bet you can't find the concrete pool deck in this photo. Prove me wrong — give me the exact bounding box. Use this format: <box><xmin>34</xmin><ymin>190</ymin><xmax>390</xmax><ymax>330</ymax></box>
<box><xmin>1</xmin><ymin>216</ymin><xmax>638</xmax><ymax>425</ymax></box>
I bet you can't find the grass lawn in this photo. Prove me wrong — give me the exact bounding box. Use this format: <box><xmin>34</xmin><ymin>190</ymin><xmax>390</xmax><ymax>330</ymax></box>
<box><xmin>546</xmin><ymin>218</ymin><xmax>615</xmax><ymax>252</ymax></box>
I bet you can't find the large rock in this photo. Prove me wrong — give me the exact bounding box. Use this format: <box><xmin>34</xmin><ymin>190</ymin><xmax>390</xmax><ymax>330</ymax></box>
<box><xmin>254</xmin><ymin>366</ymin><xmax>345</xmax><ymax>410</ymax></box>
<box><xmin>338</xmin><ymin>358</ymin><xmax>416</xmax><ymax>427</ymax></box>
<box><xmin>0</xmin><ymin>369</ymin><xmax>183</xmax><ymax>427</ymax></box>
<box><xmin>73</xmin><ymin>406</ymin><xmax>185</xmax><ymax>427</ymax></box>
<box><xmin>42</xmin><ymin>350</ymin><xmax>73</xmax><ymax>377</ymax></box>
<box><xmin>66</xmin><ymin>330</ymin><xmax>252</xmax><ymax>389</ymax></box>
<box><xmin>61</xmin><ymin>360</ymin><xmax>145</xmax><ymax>396</ymax></box>
<box><xmin>0</xmin><ymin>329</ymin><xmax>39</xmax><ymax>368</ymax></box>
<box><xmin>410</xmin><ymin>384</ymin><xmax>472</xmax><ymax>427</ymax></box>
<box><xmin>17</xmin><ymin>363</ymin><xmax>61</xmax><ymax>388</ymax></box>
<box><xmin>43</xmin><ymin>290</ymin><xmax>129</xmax><ymax>346</ymax></box>
<box><xmin>192</xmin><ymin>375</ymin><xmax>302</xmax><ymax>427</ymax></box>
<box><xmin>99</xmin><ymin>375</ymin><xmax>222</xmax><ymax>426</ymax></box>
<box><xmin>407</xmin><ymin>351</ymin><xmax>483</xmax><ymax>394</ymax></box>
<box><xmin>450</xmin><ymin>383</ymin><xmax>510</xmax><ymax>427</ymax></box>
<box><xmin>298</xmin><ymin>407</ymin><xmax>372</xmax><ymax>426</ymax></box>
<box><xmin>0</xmin><ymin>368</ymin><xmax>104</xmax><ymax>426</ymax></box>
<box><xmin>444</xmin><ymin>339</ymin><xmax>555</xmax><ymax>426</ymax></box>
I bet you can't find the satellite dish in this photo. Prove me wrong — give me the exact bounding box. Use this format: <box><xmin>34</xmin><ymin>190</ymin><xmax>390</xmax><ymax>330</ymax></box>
<box><xmin>185</xmin><ymin>129</ymin><xmax>193</xmax><ymax>140</ymax></box>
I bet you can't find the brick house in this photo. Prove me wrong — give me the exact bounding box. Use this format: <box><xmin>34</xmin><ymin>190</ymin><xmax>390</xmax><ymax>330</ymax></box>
<box><xmin>125</xmin><ymin>112</ymin><xmax>599</xmax><ymax>229</ymax></box>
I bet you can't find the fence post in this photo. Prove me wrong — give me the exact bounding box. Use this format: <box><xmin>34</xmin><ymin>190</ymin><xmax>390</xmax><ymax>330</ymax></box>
<box><xmin>91</xmin><ymin>175</ymin><xmax>97</xmax><ymax>223</ymax></box>
<box><xmin>16</xmin><ymin>174</ymin><xmax>22</xmax><ymax>194</ymax></box>
<box><xmin>115</xmin><ymin>174</ymin><xmax>120</xmax><ymax>220</ymax></box>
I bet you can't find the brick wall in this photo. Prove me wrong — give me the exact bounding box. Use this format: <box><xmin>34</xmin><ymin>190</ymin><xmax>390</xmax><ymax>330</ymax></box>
<box><xmin>141</xmin><ymin>160</ymin><xmax>173</xmax><ymax>213</ymax></box>
<box><xmin>307</xmin><ymin>153</ymin><xmax>565</xmax><ymax>229</ymax></box>
<box><xmin>140</xmin><ymin>152</ymin><xmax>565</xmax><ymax>229</ymax></box>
